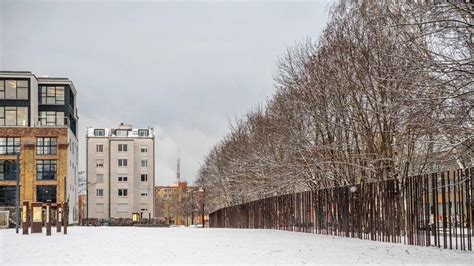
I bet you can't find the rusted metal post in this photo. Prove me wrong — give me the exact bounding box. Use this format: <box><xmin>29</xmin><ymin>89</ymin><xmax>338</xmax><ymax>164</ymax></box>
<box><xmin>22</xmin><ymin>201</ymin><xmax>29</xmax><ymax>234</ymax></box>
<box><xmin>63</xmin><ymin>202</ymin><xmax>68</xmax><ymax>235</ymax></box>
<box><xmin>46</xmin><ymin>200</ymin><xmax>51</xmax><ymax>236</ymax></box>
<box><xmin>57</xmin><ymin>205</ymin><xmax>62</xmax><ymax>233</ymax></box>
<box><xmin>31</xmin><ymin>202</ymin><xmax>42</xmax><ymax>233</ymax></box>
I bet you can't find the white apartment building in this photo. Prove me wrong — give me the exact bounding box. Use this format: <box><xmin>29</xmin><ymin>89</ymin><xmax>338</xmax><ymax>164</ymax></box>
<box><xmin>86</xmin><ymin>123</ymin><xmax>155</xmax><ymax>219</ymax></box>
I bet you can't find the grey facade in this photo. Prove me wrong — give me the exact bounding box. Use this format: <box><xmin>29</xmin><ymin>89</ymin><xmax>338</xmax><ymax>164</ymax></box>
<box><xmin>86</xmin><ymin>124</ymin><xmax>155</xmax><ymax>219</ymax></box>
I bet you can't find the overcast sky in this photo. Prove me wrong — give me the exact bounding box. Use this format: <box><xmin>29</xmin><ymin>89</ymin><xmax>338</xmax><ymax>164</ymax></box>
<box><xmin>0</xmin><ymin>0</ymin><xmax>331</xmax><ymax>185</ymax></box>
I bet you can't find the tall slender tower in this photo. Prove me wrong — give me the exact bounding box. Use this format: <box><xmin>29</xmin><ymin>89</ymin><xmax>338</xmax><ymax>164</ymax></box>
<box><xmin>176</xmin><ymin>154</ymin><xmax>181</xmax><ymax>183</ymax></box>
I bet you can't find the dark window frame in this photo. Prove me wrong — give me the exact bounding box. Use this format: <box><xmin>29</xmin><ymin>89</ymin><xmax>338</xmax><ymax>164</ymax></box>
<box><xmin>0</xmin><ymin>186</ymin><xmax>16</xmax><ymax>206</ymax></box>
<box><xmin>138</xmin><ymin>129</ymin><xmax>149</xmax><ymax>137</ymax></box>
<box><xmin>38</xmin><ymin>111</ymin><xmax>64</xmax><ymax>126</ymax></box>
<box><xmin>118</xmin><ymin>159</ymin><xmax>127</xmax><ymax>167</ymax></box>
<box><xmin>0</xmin><ymin>137</ymin><xmax>20</xmax><ymax>155</ymax></box>
<box><xmin>36</xmin><ymin>160</ymin><xmax>57</xmax><ymax>180</ymax></box>
<box><xmin>94</xmin><ymin>129</ymin><xmax>105</xmax><ymax>137</ymax></box>
<box><xmin>0</xmin><ymin>106</ymin><xmax>29</xmax><ymax>126</ymax></box>
<box><xmin>118</xmin><ymin>189</ymin><xmax>128</xmax><ymax>197</ymax></box>
<box><xmin>39</xmin><ymin>86</ymin><xmax>65</xmax><ymax>105</ymax></box>
<box><xmin>96</xmin><ymin>144</ymin><xmax>103</xmax><ymax>153</ymax></box>
<box><xmin>0</xmin><ymin>79</ymin><xmax>29</xmax><ymax>100</ymax></box>
<box><xmin>0</xmin><ymin>160</ymin><xmax>18</xmax><ymax>181</ymax></box>
<box><xmin>36</xmin><ymin>185</ymin><xmax>57</xmax><ymax>203</ymax></box>
<box><xmin>118</xmin><ymin>144</ymin><xmax>127</xmax><ymax>152</ymax></box>
<box><xmin>36</xmin><ymin>137</ymin><xmax>57</xmax><ymax>155</ymax></box>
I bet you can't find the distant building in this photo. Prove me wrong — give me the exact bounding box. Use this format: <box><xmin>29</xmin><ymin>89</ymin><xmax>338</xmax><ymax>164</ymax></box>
<box><xmin>86</xmin><ymin>123</ymin><xmax>155</xmax><ymax>219</ymax></box>
<box><xmin>154</xmin><ymin>158</ymin><xmax>205</xmax><ymax>225</ymax></box>
<box><xmin>0</xmin><ymin>71</ymin><xmax>79</xmax><ymax>224</ymax></box>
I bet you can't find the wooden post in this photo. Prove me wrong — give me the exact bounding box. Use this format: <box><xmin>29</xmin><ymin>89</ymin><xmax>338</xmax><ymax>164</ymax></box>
<box><xmin>31</xmin><ymin>202</ymin><xmax>42</xmax><ymax>233</ymax></box>
<box><xmin>57</xmin><ymin>205</ymin><xmax>62</xmax><ymax>233</ymax></box>
<box><xmin>63</xmin><ymin>202</ymin><xmax>68</xmax><ymax>235</ymax></box>
<box><xmin>22</xmin><ymin>201</ymin><xmax>29</xmax><ymax>235</ymax></box>
<box><xmin>46</xmin><ymin>200</ymin><xmax>51</xmax><ymax>236</ymax></box>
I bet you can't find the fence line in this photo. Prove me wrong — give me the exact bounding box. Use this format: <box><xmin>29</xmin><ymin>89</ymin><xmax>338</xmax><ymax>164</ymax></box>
<box><xmin>209</xmin><ymin>168</ymin><xmax>473</xmax><ymax>251</ymax></box>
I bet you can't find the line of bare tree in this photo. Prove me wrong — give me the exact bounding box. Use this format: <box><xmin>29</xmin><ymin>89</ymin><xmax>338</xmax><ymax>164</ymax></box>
<box><xmin>196</xmin><ymin>1</ymin><xmax>473</xmax><ymax>213</ymax></box>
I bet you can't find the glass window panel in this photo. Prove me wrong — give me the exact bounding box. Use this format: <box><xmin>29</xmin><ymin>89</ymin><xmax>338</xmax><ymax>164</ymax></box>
<box><xmin>17</xmin><ymin>88</ymin><xmax>28</xmax><ymax>99</ymax></box>
<box><xmin>0</xmin><ymin>81</ymin><xmax>4</xmax><ymax>90</ymax></box>
<box><xmin>56</xmin><ymin>87</ymin><xmax>65</xmax><ymax>104</ymax></box>
<box><xmin>57</xmin><ymin>112</ymin><xmax>64</xmax><ymax>125</ymax></box>
<box><xmin>17</xmin><ymin>80</ymin><xmax>28</xmax><ymax>87</ymax></box>
<box><xmin>5</xmin><ymin>109</ymin><xmax>16</xmax><ymax>125</ymax></box>
<box><xmin>17</xmin><ymin>107</ymin><xmax>28</xmax><ymax>126</ymax></box>
<box><xmin>5</xmin><ymin>81</ymin><xmax>16</xmax><ymax>99</ymax></box>
<box><xmin>46</xmin><ymin>97</ymin><xmax>55</xmax><ymax>104</ymax></box>
<box><xmin>47</xmin><ymin>87</ymin><xmax>55</xmax><ymax>97</ymax></box>
<box><xmin>6</xmin><ymin>80</ymin><xmax>16</xmax><ymax>89</ymax></box>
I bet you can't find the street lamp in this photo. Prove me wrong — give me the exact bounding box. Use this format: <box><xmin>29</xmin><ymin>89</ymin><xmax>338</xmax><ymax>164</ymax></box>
<box><xmin>15</xmin><ymin>152</ymin><xmax>20</xmax><ymax>234</ymax></box>
<box><xmin>199</xmin><ymin>187</ymin><xmax>205</xmax><ymax>228</ymax></box>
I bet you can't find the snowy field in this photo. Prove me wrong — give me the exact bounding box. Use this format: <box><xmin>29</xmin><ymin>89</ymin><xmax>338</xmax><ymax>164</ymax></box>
<box><xmin>1</xmin><ymin>227</ymin><xmax>473</xmax><ymax>264</ymax></box>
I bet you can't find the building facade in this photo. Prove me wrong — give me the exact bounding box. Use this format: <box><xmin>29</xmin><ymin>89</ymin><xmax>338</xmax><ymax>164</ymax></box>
<box><xmin>154</xmin><ymin>158</ymin><xmax>206</xmax><ymax>225</ymax></box>
<box><xmin>0</xmin><ymin>71</ymin><xmax>79</xmax><ymax>224</ymax></box>
<box><xmin>86</xmin><ymin>124</ymin><xmax>155</xmax><ymax>219</ymax></box>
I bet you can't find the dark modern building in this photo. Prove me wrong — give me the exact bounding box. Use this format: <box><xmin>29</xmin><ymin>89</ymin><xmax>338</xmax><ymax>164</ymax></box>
<box><xmin>0</xmin><ymin>71</ymin><xmax>79</xmax><ymax>224</ymax></box>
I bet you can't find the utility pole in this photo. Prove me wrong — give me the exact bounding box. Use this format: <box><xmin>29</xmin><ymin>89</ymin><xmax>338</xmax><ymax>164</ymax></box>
<box><xmin>15</xmin><ymin>153</ymin><xmax>20</xmax><ymax>234</ymax></box>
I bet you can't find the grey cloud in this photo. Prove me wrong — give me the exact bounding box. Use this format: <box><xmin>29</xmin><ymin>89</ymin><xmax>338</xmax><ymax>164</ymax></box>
<box><xmin>0</xmin><ymin>0</ymin><xmax>331</xmax><ymax>184</ymax></box>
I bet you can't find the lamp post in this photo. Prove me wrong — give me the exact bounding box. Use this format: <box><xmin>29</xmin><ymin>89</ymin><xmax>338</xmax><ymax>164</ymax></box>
<box><xmin>15</xmin><ymin>153</ymin><xmax>20</xmax><ymax>234</ymax></box>
<box><xmin>199</xmin><ymin>187</ymin><xmax>205</xmax><ymax>228</ymax></box>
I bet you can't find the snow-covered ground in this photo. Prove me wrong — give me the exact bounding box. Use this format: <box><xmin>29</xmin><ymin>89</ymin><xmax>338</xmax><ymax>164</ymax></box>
<box><xmin>1</xmin><ymin>227</ymin><xmax>472</xmax><ymax>264</ymax></box>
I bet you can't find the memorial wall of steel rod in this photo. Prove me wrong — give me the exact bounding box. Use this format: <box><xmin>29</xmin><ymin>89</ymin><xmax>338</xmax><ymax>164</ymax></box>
<box><xmin>210</xmin><ymin>168</ymin><xmax>473</xmax><ymax>251</ymax></box>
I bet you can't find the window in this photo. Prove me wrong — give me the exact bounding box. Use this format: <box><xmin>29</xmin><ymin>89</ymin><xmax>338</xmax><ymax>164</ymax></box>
<box><xmin>140</xmin><ymin>208</ymin><xmax>148</xmax><ymax>212</ymax></box>
<box><xmin>141</xmin><ymin>174</ymin><xmax>148</xmax><ymax>182</ymax></box>
<box><xmin>96</xmin><ymin>174</ymin><xmax>104</xmax><ymax>183</ymax></box>
<box><xmin>118</xmin><ymin>176</ymin><xmax>128</xmax><ymax>182</ymax></box>
<box><xmin>36</xmin><ymin>185</ymin><xmax>57</xmax><ymax>203</ymax></box>
<box><xmin>141</xmin><ymin>192</ymin><xmax>148</xmax><ymax>197</ymax></box>
<box><xmin>138</xmin><ymin>129</ymin><xmax>149</xmax><ymax>137</ymax></box>
<box><xmin>0</xmin><ymin>186</ymin><xmax>16</xmax><ymax>206</ymax></box>
<box><xmin>116</xmin><ymin>130</ymin><xmax>128</xmax><ymax>137</ymax></box>
<box><xmin>141</xmin><ymin>160</ymin><xmax>147</xmax><ymax>168</ymax></box>
<box><xmin>96</xmin><ymin>159</ymin><xmax>104</xmax><ymax>168</ymax></box>
<box><xmin>96</xmin><ymin>144</ymin><xmax>103</xmax><ymax>153</ymax></box>
<box><xmin>36</xmin><ymin>137</ymin><xmax>57</xmax><ymax>155</ymax></box>
<box><xmin>118</xmin><ymin>159</ymin><xmax>127</xmax><ymax>167</ymax></box>
<box><xmin>118</xmin><ymin>189</ymin><xmax>128</xmax><ymax>197</ymax></box>
<box><xmin>39</xmin><ymin>86</ymin><xmax>64</xmax><ymax>105</ymax></box>
<box><xmin>0</xmin><ymin>80</ymin><xmax>28</xmax><ymax>100</ymax></box>
<box><xmin>36</xmin><ymin>160</ymin><xmax>57</xmax><ymax>180</ymax></box>
<box><xmin>0</xmin><ymin>160</ymin><xmax>17</xmax><ymax>181</ymax></box>
<box><xmin>94</xmin><ymin>129</ymin><xmax>105</xmax><ymax>137</ymax></box>
<box><xmin>0</xmin><ymin>137</ymin><xmax>20</xmax><ymax>155</ymax></box>
<box><xmin>96</xmin><ymin>189</ymin><xmax>104</xmax><ymax>197</ymax></box>
<box><xmin>38</xmin><ymin>111</ymin><xmax>64</xmax><ymax>126</ymax></box>
<box><xmin>118</xmin><ymin>144</ymin><xmax>127</xmax><ymax>152</ymax></box>
<box><xmin>140</xmin><ymin>147</ymin><xmax>148</xmax><ymax>153</ymax></box>
<box><xmin>0</xmin><ymin>107</ymin><xmax>28</xmax><ymax>126</ymax></box>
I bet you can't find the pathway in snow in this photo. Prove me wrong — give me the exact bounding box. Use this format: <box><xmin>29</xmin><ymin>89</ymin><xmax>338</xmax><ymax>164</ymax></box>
<box><xmin>1</xmin><ymin>227</ymin><xmax>472</xmax><ymax>264</ymax></box>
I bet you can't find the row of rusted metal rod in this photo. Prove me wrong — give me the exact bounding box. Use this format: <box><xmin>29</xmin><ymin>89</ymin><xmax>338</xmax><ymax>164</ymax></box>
<box><xmin>210</xmin><ymin>168</ymin><xmax>473</xmax><ymax>251</ymax></box>
<box><xmin>20</xmin><ymin>200</ymin><xmax>69</xmax><ymax>235</ymax></box>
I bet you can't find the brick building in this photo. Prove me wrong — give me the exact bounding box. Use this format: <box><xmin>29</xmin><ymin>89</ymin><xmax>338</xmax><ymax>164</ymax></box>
<box><xmin>0</xmin><ymin>71</ymin><xmax>79</xmax><ymax>224</ymax></box>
